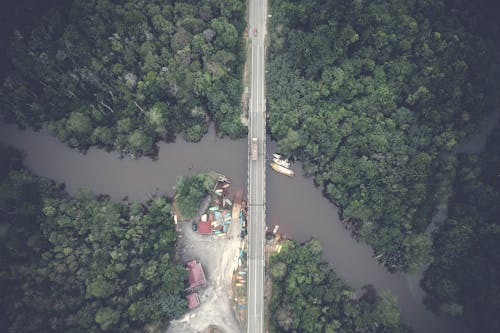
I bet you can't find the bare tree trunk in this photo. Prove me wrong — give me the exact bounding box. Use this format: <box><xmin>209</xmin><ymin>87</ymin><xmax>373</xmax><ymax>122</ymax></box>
<box><xmin>65</xmin><ymin>89</ymin><xmax>77</xmax><ymax>98</ymax></box>
<box><xmin>101</xmin><ymin>100</ymin><xmax>114</xmax><ymax>113</ymax></box>
<box><xmin>134</xmin><ymin>101</ymin><xmax>145</xmax><ymax>114</ymax></box>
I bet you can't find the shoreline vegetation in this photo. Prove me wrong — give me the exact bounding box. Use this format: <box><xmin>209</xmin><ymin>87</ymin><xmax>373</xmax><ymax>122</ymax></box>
<box><xmin>0</xmin><ymin>144</ymin><xmax>187</xmax><ymax>333</ymax></box>
<box><xmin>0</xmin><ymin>0</ymin><xmax>247</xmax><ymax>158</ymax></box>
<box><xmin>268</xmin><ymin>239</ymin><xmax>410</xmax><ymax>333</ymax></box>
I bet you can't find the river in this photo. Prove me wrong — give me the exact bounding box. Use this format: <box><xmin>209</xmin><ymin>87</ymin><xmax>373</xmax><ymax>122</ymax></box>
<box><xmin>0</xmin><ymin>124</ymin><xmax>248</xmax><ymax>202</ymax></box>
<box><xmin>3</xmin><ymin>116</ymin><xmax>498</xmax><ymax>332</ymax></box>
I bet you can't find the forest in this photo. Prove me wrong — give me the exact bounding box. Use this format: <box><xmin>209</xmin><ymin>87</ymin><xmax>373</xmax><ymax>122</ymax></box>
<box><xmin>2</xmin><ymin>0</ymin><xmax>500</xmax><ymax>331</ymax></box>
<box><xmin>0</xmin><ymin>144</ymin><xmax>187</xmax><ymax>333</ymax></box>
<box><xmin>267</xmin><ymin>0</ymin><xmax>500</xmax><ymax>330</ymax></box>
<box><xmin>0</xmin><ymin>0</ymin><xmax>246</xmax><ymax>157</ymax></box>
<box><xmin>267</xmin><ymin>0</ymin><xmax>500</xmax><ymax>271</ymax></box>
<box><xmin>421</xmin><ymin>124</ymin><xmax>500</xmax><ymax>332</ymax></box>
<box><xmin>269</xmin><ymin>239</ymin><xmax>410</xmax><ymax>332</ymax></box>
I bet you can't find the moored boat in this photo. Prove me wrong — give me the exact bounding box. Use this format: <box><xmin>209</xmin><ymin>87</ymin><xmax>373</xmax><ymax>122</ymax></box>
<box><xmin>270</xmin><ymin>162</ymin><xmax>294</xmax><ymax>177</ymax></box>
<box><xmin>273</xmin><ymin>157</ymin><xmax>290</xmax><ymax>168</ymax></box>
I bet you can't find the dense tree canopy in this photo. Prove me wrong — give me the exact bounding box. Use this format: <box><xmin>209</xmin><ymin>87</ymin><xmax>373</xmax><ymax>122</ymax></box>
<box><xmin>0</xmin><ymin>0</ymin><xmax>69</xmax><ymax>76</ymax></box>
<box><xmin>269</xmin><ymin>239</ymin><xmax>410</xmax><ymax>332</ymax></box>
<box><xmin>422</xmin><ymin>125</ymin><xmax>500</xmax><ymax>332</ymax></box>
<box><xmin>0</xmin><ymin>144</ymin><xmax>187</xmax><ymax>333</ymax></box>
<box><xmin>175</xmin><ymin>172</ymin><xmax>218</xmax><ymax>219</ymax></box>
<box><xmin>267</xmin><ymin>0</ymin><xmax>500</xmax><ymax>271</ymax></box>
<box><xmin>0</xmin><ymin>0</ymin><xmax>247</xmax><ymax>156</ymax></box>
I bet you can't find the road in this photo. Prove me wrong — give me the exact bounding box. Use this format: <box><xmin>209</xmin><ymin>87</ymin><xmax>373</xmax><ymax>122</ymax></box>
<box><xmin>247</xmin><ymin>0</ymin><xmax>267</xmax><ymax>332</ymax></box>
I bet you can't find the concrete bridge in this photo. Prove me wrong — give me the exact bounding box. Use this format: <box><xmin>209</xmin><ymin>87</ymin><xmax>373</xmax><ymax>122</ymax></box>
<box><xmin>247</xmin><ymin>0</ymin><xmax>267</xmax><ymax>332</ymax></box>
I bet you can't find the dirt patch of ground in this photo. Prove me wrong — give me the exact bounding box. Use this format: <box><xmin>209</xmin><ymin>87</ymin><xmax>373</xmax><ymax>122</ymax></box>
<box><xmin>166</xmin><ymin>207</ymin><xmax>243</xmax><ymax>333</ymax></box>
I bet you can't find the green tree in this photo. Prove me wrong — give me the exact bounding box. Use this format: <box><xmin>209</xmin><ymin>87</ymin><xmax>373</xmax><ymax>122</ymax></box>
<box><xmin>175</xmin><ymin>173</ymin><xmax>217</xmax><ymax>219</ymax></box>
<box><xmin>95</xmin><ymin>307</ymin><xmax>120</xmax><ymax>330</ymax></box>
<box><xmin>127</xmin><ymin>130</ymin><xmax>154</xmax><ymax>156</ymax></box>
<box><xmin>371</xmin><ymin>291</ymin><xmax>401</xmax><ymax>329</ymax></box>
<box><xmin>87</xmin><ymin>276</ymin><xmax>115</xmax><ymax>298</ymax></box>
<box><xmin>67</xmin><ymin>111</ymin><xmax>93</xmax><ymax>136</ymax></box>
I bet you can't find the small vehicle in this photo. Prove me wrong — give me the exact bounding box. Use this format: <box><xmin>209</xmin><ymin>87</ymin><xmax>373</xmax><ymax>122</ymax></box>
<box><xmin>253</xmin><ymin>28</ymin><xmax>257</xmax><ymax>37</ymax></box>
<box><xmin>191</xmin><ymin>221</ymin><xmax>198</xmax><ymax>231</ymax></box>
<box><xmin>251</xmin><ymin>138</ymin><xmax>258</xmax><ymax>161</ymax></box>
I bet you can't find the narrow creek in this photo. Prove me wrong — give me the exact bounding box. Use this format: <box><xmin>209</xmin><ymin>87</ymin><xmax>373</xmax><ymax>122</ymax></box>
<box><xmin>2</xmin><ymin>112</ymin><xmax>498</xmax><ymax>332</ymax></box>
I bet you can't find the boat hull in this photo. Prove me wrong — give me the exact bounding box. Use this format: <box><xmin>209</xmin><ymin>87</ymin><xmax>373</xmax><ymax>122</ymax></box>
<box><xmin>270</xmin><ymin>162</ymin><xmax>294</xmax><ymax>177</ymax></box>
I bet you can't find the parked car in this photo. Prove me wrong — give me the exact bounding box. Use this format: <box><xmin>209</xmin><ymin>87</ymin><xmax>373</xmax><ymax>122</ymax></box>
<box><xmin>192</xmin><ymin>221</ymin><xmax>198</xmax><ymax>231</ymax></box>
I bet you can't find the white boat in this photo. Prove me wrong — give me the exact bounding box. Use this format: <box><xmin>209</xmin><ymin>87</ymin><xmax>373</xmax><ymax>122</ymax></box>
<box><xmin>273</xmin><ymin>157</ymin><xmax>290</xmax><ymax>168</ymax></box>
<box><xmin>273</xmin><ymin>153</ymin><xmax>291</xmax><ymax>168</ymax></box>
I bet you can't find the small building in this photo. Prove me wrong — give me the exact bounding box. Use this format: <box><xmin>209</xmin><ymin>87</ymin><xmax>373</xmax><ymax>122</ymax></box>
<box><xmin>187</xmin><ymin>260</ymin><xmax>206</xmax><ymax>289</ymax></box>
<box><xmin>197</xmin><ymin>221</ymin><xmax>212</xmax><ymax>234</ymax></box>
<box><xmin>186</xmin><ymin>293</ymin><xmax>200</xmax><ymax>309</ymax></box>
<box><xmin>197</xmin><ymin>213</ymin><xmax>214</xmax><ymax>235</ymax></box>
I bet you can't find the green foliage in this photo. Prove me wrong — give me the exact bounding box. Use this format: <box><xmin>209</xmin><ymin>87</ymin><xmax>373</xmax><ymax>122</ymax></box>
<box><xmin>422</xmin><ymin>125</ymin><xmax>500</xmax><ymax>332</ymax></box>
<box><xmin>87</xmin><ymin>276</ymin><xmax>115</xmax><ymax>299</ymax></box>
<box><xmin>95</xmin><ymin>307</ymin><xmax>120</xmax><ymax>330</ymax></box>
<box><xmin>127</xmin><ymin>130</ymin><xmax>154</xmax><ymax>156</ymax></box>
<box><xmin>0</xmin><ymin>145</ymin><xmax>187</xmax><ymax>333</ymax></box>
<box><xmin>0</xmin><ymin>0</ymin><xmax>247</xmax><ymax>157</ymax></box>
<box><xmin>183</xmin><ymin>123</ymin><xmax>207</xmax><ymax>142</ymax></box>
<box><xmin>267</xmin><ymin>0</ymin><xmax>500</xmax><ymax>271</ymax></box>
<box><xmin>175</xmin><ymin>173</ymin><xmax>217</xmax><ymax>219</ymax></box>
<box><xmin>269</xmin><ymin>239</ymin><xmax>410</xmax><ymax>332</ymax></box>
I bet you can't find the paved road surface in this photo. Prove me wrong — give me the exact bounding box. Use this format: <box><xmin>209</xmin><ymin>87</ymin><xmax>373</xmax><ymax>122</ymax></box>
<box><xmin>247</xmin><ymin>0</ymin><xmax>267</xmax><ymax>332</ymax></box>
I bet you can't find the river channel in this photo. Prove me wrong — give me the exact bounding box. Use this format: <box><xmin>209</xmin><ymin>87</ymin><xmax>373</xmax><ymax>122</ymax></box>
<box><xmin>3</xmin><ymin>117</ymin><xmax>496</xmax><ymax>332</ymax></box>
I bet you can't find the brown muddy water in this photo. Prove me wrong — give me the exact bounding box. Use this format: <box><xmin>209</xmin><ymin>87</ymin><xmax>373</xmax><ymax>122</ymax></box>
<box><xmin>4</xmin><ymin>118</ymin><xmax>495</xmax><ymax>332</ymax></box>
<box><xmin>0</xmin><ymin>124</ymin><xmax>248</xmax><ymax>201</ymax></box>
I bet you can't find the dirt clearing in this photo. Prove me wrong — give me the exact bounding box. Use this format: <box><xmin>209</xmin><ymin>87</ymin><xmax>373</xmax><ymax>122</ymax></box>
<box><xmin>166</xmin><ymin>206</ymin><xmax>243</xmax><ymax>333</ymax></box>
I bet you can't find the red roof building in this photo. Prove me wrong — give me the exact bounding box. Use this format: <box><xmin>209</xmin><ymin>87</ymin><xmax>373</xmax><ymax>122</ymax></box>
<box><xmin>186</xmin><ymin>293</ymin><xmax>200</xmax><ymax>309</ymax></box>
<box><xmin>187</xmin><ymin>260</ymin><xmax>206</xmax><ymax>289</ymax></box>
<box><xmin>197</xmin><ymin>221</ymin><xmax>212</xmax><ymax>235</ymax></box>
<box><xmin>197</xmin><ymin>213</ymin><xmax>214</xmax><ymax>235</ymax></box>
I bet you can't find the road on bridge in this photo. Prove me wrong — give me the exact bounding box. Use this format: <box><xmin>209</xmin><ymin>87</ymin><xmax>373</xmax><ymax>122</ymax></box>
<box><xmin>247</xmin><ymin>0</ymin><xmax>267</xmax><ymax>332</ymax></box>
